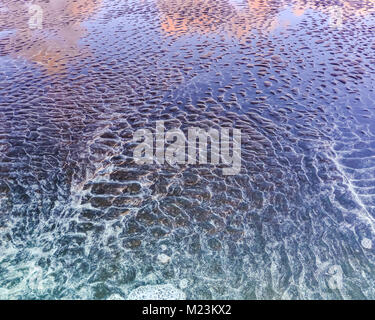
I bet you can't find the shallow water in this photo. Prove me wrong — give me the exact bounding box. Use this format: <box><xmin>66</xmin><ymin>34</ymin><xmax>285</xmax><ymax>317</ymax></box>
<box><xmin>0</xmin><ymin>0</ymin><xmax>375</xmax><ymax>299</ymax></box>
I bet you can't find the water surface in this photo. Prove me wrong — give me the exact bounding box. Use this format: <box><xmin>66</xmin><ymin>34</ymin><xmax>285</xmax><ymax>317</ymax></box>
<box><xmin>0</xmin><ymin>0</ymin><xmax>375</xmax><ymax>299</ymax></box>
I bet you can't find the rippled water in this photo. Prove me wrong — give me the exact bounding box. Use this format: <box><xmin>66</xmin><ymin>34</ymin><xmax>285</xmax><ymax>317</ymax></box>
<box><xmin>0</xmin><ymin>0</ymin><xmax>375</xmax><ymax>300</ymax></box>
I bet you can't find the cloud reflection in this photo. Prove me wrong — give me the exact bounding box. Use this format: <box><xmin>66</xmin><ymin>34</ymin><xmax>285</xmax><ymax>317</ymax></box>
<box><xmin>155</xmin><ymin>0</ymin><xmax>375</xmax><ymax>39</ymax></box>
<box><xmin>0</xmin><ymin>0</ymin><xmax>102</xmax><ymax>74</ymax></box>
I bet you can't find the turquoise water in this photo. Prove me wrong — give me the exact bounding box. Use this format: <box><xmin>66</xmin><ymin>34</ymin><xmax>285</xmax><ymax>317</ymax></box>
<box><xmin>0</xmin><ymin>0</ymin><xmax>375</xmax><ymax>299</ymax></box>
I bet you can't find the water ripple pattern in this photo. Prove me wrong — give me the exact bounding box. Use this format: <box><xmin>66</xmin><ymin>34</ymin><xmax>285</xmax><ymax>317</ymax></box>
<box><xmin>0</xmin><ymin>0</ymin><xmax>375</xmax><ymax>299</ymax></box>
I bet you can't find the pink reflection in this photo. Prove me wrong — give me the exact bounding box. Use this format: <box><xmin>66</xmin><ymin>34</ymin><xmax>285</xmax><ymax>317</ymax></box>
<box><xmin>155</xmin><ymin>0</ymin><xmax>375</xmax><ymax>39</ymax></box>
<box><xmin>0</xmin><ymin>0</ymin><xmax>102</xmax><ymax>74</ymax></box>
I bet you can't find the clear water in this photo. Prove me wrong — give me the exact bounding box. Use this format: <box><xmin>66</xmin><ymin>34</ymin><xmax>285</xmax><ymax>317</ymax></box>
<box><xmin>0</xmin><ymin>0</ymin><xmax>375</xmax><ymax>299</ymax></box>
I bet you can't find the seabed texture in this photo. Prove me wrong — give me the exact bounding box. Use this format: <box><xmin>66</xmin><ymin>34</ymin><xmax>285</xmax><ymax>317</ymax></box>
<box><xmin>0</xmin><ymin>0</ymin><xmax>375</xmax><ymax>300</ymax></box>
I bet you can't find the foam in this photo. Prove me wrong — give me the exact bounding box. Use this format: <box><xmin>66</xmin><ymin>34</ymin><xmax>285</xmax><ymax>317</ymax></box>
<box><xmin>127</xmin><ymin>284</ymin><xmax>186</xmax><ymax>300</ymax></box>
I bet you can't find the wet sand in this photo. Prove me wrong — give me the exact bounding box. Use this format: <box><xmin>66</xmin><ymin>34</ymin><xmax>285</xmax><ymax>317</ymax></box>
<box><xmin>0</xmin><ymin>0</ymin><xmax>375</xmax><ymax>299</ymax></box>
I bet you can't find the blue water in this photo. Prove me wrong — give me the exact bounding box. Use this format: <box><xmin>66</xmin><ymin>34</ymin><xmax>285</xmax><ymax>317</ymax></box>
<box><xmin>0</xmin><ymin>0</ymin><xmax>375</xmax><ymax>299</ymax></box>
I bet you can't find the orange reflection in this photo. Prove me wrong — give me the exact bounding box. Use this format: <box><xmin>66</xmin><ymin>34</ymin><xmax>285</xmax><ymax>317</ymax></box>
<box><xmin>292</xmin><ymin>0</ymin><xmax>375</xmax><ymax>29</ymax></box>
<box><xmin>0</xmin><ymin>0</ymin><xmax>102</xmax><ymax>75</ymax></box>
<box><xmin>156</xmin><ymin>0</ymin><xmax>375</xmax><ymax>39</ymax></box>
<box><xmin>155</xmin><ymin>0</ymin><xmax>293</xmax><ymax>39</ymax></box>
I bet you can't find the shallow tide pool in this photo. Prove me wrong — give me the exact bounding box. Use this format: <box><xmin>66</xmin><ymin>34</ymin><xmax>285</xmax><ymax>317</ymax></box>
<box><xmin>0</xmin><ymin>0</ymin><xmax>375</xmax><ymax>299</ymax></box>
